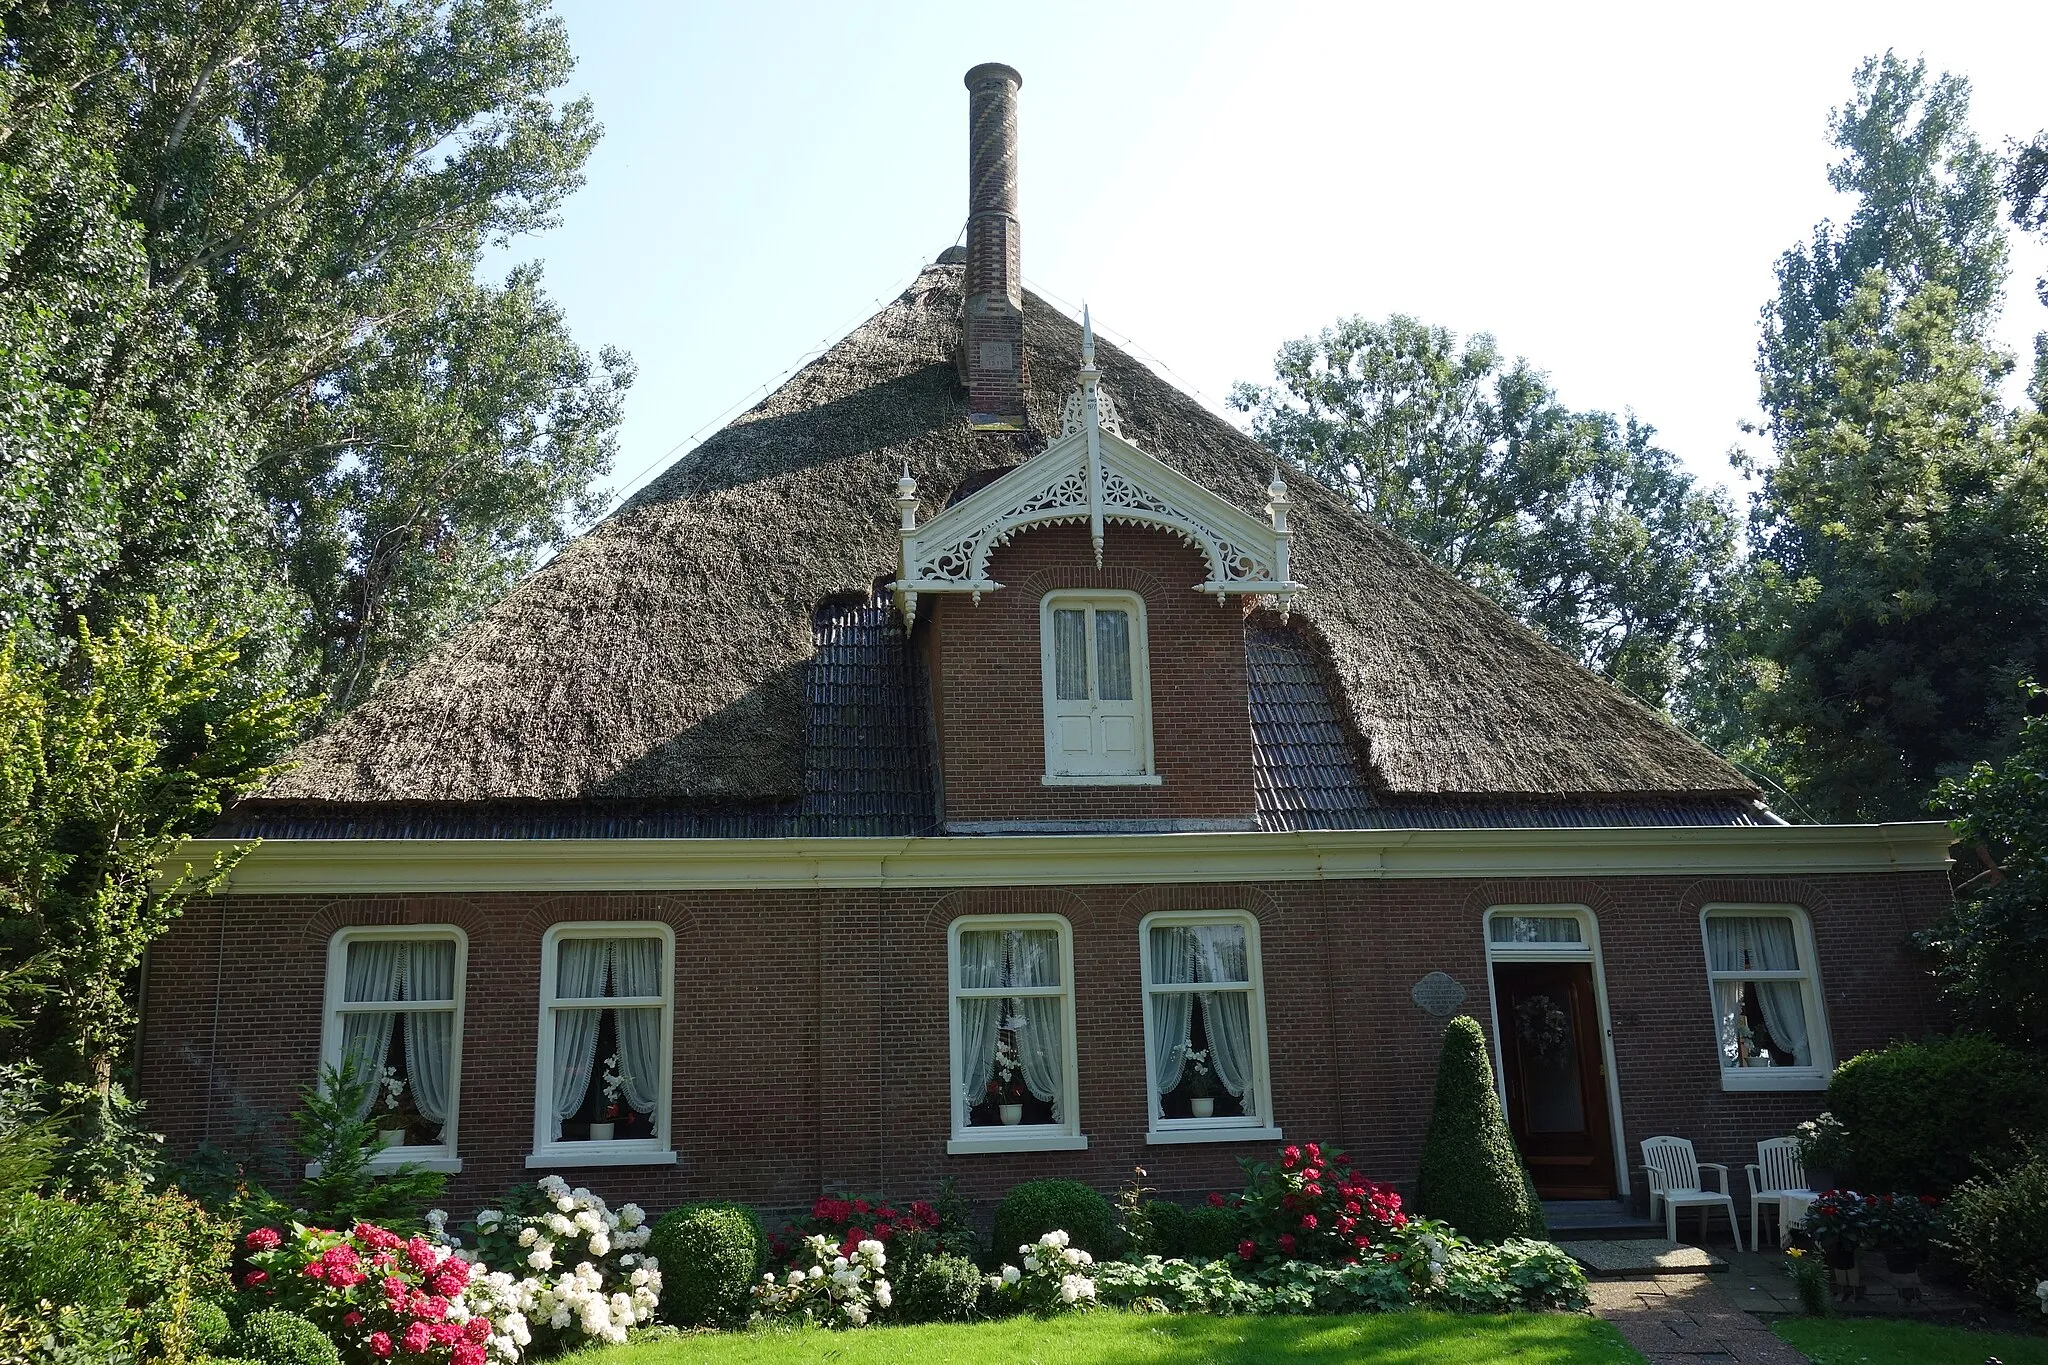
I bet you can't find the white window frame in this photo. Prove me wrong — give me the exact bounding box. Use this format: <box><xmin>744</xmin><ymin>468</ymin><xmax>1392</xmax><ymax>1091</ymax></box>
<box><xmin>1699</xmin><ymin>903</ymin><xmax>1832</xmax><ymax>1093</ymax></box>
<box><xmin>1481</xmin><ymin>904</ymin><xmax>1629</xmax><ymax>1198</ymax></box>
<box><xmin>1038</xmin><ymin>589</ymin><xmax>1159</xmax><ymax>786</ymax></box>
<box><xmin>946</xmin><ymin>914</ymin><xmax>1086</xmax><ymax>1154</ymax></box>
<box><xmin>529</xmin><ymin>921</ymin><xmax>678</xmax><ymax>1168</ymax></box>
<box><xmin>1139</xmin><ymin>910</ymin><xmax>1281</xmax><ymax>1145</ymax></box>
<box><xmin>319</xmin><ymin>925</ymin><xmax>468</xmax><ymax>1175</ymax></box>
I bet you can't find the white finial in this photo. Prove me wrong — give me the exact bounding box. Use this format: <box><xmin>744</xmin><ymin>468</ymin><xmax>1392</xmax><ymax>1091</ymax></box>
<box><xmin>1081</xmin><ymin>304</ymin><xmax>1096</xmax><ymax>370</ymax></box>
<box><xmin>896</xmin><ymin>462</ymin><xmax>919</xmax><ymax>533</ymax></box>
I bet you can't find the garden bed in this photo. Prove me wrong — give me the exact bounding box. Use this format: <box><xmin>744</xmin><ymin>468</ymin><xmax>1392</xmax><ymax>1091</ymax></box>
<box><xmin>559</xmin><ymin>1311</ymin><xmax>1643</xmax><ymax>1365</ymax></box>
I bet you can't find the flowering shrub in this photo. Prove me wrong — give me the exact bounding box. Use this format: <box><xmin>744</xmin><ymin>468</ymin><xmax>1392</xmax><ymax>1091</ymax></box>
<box><xmin>239</xmin><ymin>1221</ymin><xmax>514</xmax><ymax>1365</ymax></box>
<box><xmin>444</xmin><ymin>1176</ymin><xmax>660</xmax><ymax>1349</ymax></box>
<box><xmin>1865</xmin><ymin>1192</ymin><xmax>1942</xmax><ymax>1252</ymax></box>
<box><xmin>988</xmin><ymin>1230</ymin><xmax>1096</xmax><ymax>1316</ymax></box>
<box><xmin>774</xmin><ymin>1193</ymin><xmax>942</xmax><ymax>1264</ymax></box>
<box><xmin>751</xmin><ymin>1233</ymin><xmax>892</xmax><ymax>1327</ymax></box>
<box><xmin>1233</xmin><ymin>1140</ymin><xmax>1406</xmax><ymax>1268</ymax></box>
<box><xmin>1802</xmin><ymin>1189</ymin><xmax>1881</xmax><ymax>1248</ymax></box>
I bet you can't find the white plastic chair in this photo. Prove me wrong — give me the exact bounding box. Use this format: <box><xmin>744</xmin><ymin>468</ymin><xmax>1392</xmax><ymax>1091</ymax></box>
<box><xmin>1640</xmin><ymin>1135</ymin><xmax>1738</xmax><ymax>1246</ymax></box>
<box><xmin>1745</xmin><ymin>1137</ymin><xmax>1817</xmax><ymax>1251</ymax></box>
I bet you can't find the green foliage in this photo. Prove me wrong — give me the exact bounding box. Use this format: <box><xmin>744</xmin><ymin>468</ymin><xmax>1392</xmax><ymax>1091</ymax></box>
<box><xmin>1785</xmin><ymin>1248</ymin><xmax>1831</xmax><ymax>1316</ymax></box>
<box><xmin>990</xmin><ymin>1179</ymin><xmax>1119</xmax><ymax>1265</ymax></box>
<box><xmin>1938</xmin><ymin>1149</ymin><xmax>2048</xmax><ymax>1314</ymax></box>
<box><xmin>649</xmin><ymin>1201</ymin><xmax>765</xmax><ymax>1327</ymax></box>
<box><xmin>288</xmin><ymin>1065</ymin><xmax>445</xmax><ymax>1231</ymax></box>
<box><xmin>235</xmin><ymin>1310</ymin><xmax>338</xmax><ymax>1365</ymax></box>
<box><xmin>187</xmin><ymin>1300</ymin><xmax>232</xmax><ymax>1352</ymax></box>
<box><xmin>1142</xmin><ymin>1199</ymin><xmax>1244</xmax><ymax>1262</ymax></box>
<box><xmin>1416</xmin><ymin>1017</ymin><xmax>1543</xmax><ymax>1243</ymax></box>
<box><xmin>1826</xmin><ymin>1035</ymin><xmax>2048</xmax><ymax>1192</ymax></box>
<box><xmin>0</xmin><ymin>605</ymin><xmax>311</xmax><ymax>1087</ymax></box>
<box><xmin>1232</xmin><ymin>315</ymin><xmax>1736</xmax><ymax>710</ymax></box>
<box><xmin>1928</xmin><ymin>694</ymin><xmax>2048</xmax><ymax>1047</ymax></box>
<box><xmin>0</xmin><ymin>1</ymin><xmax>631</xmax><ymax>703</ymax></box>
<box><xmin>1731</xmin><ymin>53</ymin><xmax>2048</xmax><ymax>819</ymax></box>
<box><xmin>897</xmin><ymin>1251</ymin><xmax>983</xmax><ymax>1324</ymax></box>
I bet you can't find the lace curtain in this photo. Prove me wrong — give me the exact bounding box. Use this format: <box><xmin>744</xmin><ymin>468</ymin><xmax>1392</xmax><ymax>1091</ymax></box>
<box><xmin>956</xmin><ymin>931</ymin><xmax>1005</xmax><ymax>1108</ymax></box>
<box><xmin>1147</xmin><ymin>924</ymin><xmax>1257</xmax><ymax>1118</ymax></box>
<box><xmin>339</xmin><ymin>940</ymin><xmax>405</xmax><ymax>1120</ymax></box>
<box><xmin>1707</xmin><ymin>916</ymin><xmax>1810</xmax><ymax>1067</ymax></box>
<box><xmin>550</xmin><ymin>938</ymin><xmax>610</xmax><ymax>1139</ymax></box>
<box><xmin>612</xmin><ymin>938</ymin><xmax>665</xmax><ymax>1123</ymax></box>
<box><xmin>1490</xmin><ymin>916</ymin><xmax>1583</xmax><ymax>944</ymax></box>
<box><xmin>403</xmin><ymin>941</ymin><xmax>457</xmax><ymax>1139</ymax></box>
<box><xmin>1147</xmin><ymin>927</ymin><xmax>1195</xmax><ymax>1115</ymax></box>
<box><xmin>1012</xmin><ymin>930</ymin><xmax>1065</xmax><ymax>1122</ymax></box>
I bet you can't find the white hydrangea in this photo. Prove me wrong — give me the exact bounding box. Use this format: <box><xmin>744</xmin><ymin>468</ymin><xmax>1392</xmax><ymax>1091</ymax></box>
<box><xmin>443</xmin><ymin>1184</ymin><xmax>662</xmax><ymax>1353</ymax></box>
<box><xmin>991</xmin><ymin>1229</ymin><xmax>1096</xmax><ymax>1316</ymax></box>
<box><xmin>752</xmin><ymin>1233</ymin><xmax>891</xmax><ymax>1328</ymax></box>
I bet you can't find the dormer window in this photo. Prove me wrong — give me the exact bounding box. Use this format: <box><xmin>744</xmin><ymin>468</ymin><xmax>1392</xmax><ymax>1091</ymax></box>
<box><xmin>1040</xmin><ymin>590</ymin><xmax>1158</xmax><ymax>784</ymax></box>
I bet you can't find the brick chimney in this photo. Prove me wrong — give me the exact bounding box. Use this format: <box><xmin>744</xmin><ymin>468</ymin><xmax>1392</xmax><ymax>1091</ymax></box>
<box><xmin>962</xmin><ymin>62</ymin><xmax>1026</xmax><ymax>431</ymax></box>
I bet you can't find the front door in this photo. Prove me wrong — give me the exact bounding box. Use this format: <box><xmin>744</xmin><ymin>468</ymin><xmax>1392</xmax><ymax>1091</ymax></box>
<box><xmin>1493</xmin><ymin>961</ymin><xmax>1616</xmax><ymax>1199</ymax></box>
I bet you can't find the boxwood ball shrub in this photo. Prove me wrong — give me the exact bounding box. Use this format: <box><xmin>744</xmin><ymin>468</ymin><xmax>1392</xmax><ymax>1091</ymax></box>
<box><xmin>187</xmin><ymin>1300</ymin><xmax>233</xmax><ymax>1352</ymax></box>
<box><xmin>899</xmin><ymin>1251</ymin><xmax>983</xmax><ymax>1322</ymax></box>
<box><xmin>649</xmin><ymin>1201</ymin><xmax>765</xmax><ymax>1326</ymax></box>
<box><xmin>1416</xmin><ymin>1016</ymin><xmax>1544</xmax><ymax>1242</ymax></box>
<box><xmin>992</xmin><ymin>1179</ymin><xmax>1119</xmax><ymax>1264</ymax></box>
<box><xmin>1939</xmin><ymin>1149</ymin><xmax>2048</xmax><ymax>1312</ymax></box>
<box><xmin>236</xmin><ymin>1310</ymin><xmax>340</xmax><ymax>1365</ymax></box>
<box><xmin>1828</xmin><ymin>1035</ymin><xmax>2048</xmax><ymax>1194</ymax></box>
<box><xmin>1143</xmin><ymin>1199</ymin><xmax>1243</xmax><ymax>1262</ymax></box>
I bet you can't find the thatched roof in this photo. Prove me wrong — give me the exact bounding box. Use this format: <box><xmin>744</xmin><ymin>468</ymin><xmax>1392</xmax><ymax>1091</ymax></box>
<box><xmin>257</xmin><ymin>262</ymin><xmax>1754</xmax><ymax>809</ymax></box>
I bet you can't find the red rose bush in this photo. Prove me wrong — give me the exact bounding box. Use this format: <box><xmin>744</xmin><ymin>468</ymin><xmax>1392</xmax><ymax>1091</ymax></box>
<box><xmin>1235</xmin><ymin>1141</ymin><xmax>1406</xmax><ymax>1269</ymax></box>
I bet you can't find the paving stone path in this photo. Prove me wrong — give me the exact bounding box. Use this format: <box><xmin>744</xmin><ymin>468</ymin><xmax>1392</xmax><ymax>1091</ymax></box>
<box><xmin>1586</xmin><ymin>1273</ymin><xmax>1809</xmax><ymax>1364</ymax></box>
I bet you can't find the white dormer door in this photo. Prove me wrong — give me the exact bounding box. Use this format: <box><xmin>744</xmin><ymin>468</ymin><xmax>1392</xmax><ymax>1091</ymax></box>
<box><xmin>1040</xmin><ymin>591</ymin><xmax>1154</xmax><ymax>781</ymax></box>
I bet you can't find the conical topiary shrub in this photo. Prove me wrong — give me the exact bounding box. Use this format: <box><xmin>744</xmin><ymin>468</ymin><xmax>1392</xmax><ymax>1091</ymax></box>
<box><xmin>1416</xmin><ymin>1015</ymin><xmax>1545</xmax><ymax>1242</ymax></box>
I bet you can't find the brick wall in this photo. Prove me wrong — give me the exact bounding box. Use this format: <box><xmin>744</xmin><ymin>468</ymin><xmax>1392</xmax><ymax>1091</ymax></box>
<box><xmin>925</xmin><ymin>522</ymin><xmax>1256</xmax><ymax>827</ymax></box>
<box><xmin>138</xmin><ymin>868</ymin><xmax>1949</xmax><ymax>1217</ymax></box>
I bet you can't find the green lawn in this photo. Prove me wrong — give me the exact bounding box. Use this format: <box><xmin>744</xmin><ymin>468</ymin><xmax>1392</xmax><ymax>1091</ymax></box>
<box><xmin>565</xmin><ymin>1312</ymin><xmax>1641</xmax><ymax>1364</ymax></box>
<box><xmin>1775</xmin><ymin>1317</ymin><xmax>2048</xmax><ymax>1365</ymax></box>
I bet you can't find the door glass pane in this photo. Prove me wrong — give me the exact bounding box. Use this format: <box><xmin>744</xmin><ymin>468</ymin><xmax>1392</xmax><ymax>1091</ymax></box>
<box><xmin>1053</xmin><ymin>609</ymin><xmax>1087</xmax><ymax>700</ymax></box>
<box><xmin>1095</xmin><ymin>610</ymin><xmax>1133</xmax><ymax>700</ymax></box>
<box><xmin>1514</xmin><ymin>993</ymin><xmax>1587</xmax><ymax>1133</ymax></box>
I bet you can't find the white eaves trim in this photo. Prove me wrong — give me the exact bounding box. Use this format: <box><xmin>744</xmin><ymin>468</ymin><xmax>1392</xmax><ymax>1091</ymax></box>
<box><xmin>176</xmin><ymin>823</ymin><xmax>1953</xmax><ymax>896</ymax></box>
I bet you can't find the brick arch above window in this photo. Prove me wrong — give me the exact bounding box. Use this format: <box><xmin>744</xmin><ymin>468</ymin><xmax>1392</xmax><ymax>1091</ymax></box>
<box><xmin>918</xmin><ymin>886</ymin><xmax>1096</xmax><ymax>935</ymax></box>
<box><xmin>300</xmin><ymin>895</ymin><xmax>493</xmax><ymax>949</ymax></box>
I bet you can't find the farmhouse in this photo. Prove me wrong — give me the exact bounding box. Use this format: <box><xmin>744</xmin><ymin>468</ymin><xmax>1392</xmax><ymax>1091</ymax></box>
<box><xmin>139</xmin><ymin>64</ymin><xmax>1951</xmax><ymax>1219</ymax></box>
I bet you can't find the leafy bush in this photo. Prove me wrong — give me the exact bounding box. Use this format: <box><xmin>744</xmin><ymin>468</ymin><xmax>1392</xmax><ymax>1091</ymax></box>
<box><xmin>648</xmin><ymin>1201</ymin><xmax>763</xmax><ymax>1326</ymax></box>
<box><xmin>991</xmin><ymin>1179</ymin><xmax>1118</xmax><ymax>1264</ymax></box>
<box><xmin>897</xmin><ymin>1251</ymin><xmax>982</xmax><ymax>1323</ymax></box>
<box><xmin>1939</xmin><ymin>1148</ymin><xmax>2048</xmax><ymax>1313</ymax></box>
<box><xmin>1235</xmin><ymin>1141</ymin><xmax>1406</xmax><ymax>1268</ymax></box>
<box><xmin>1827</xmin><ymin>1035</ymin><xmax>2048</xmax><ymax>1193</ymax></box>
<box><xmin>189</xmin><ymin>1299</ymin><xmax>233</xmax><ymax>1351</ymax></box>
<box><xmin>987</xmin><ymin>1229</ymin><xmax>1096</xmax><ymax>1315</ymax></box>
<box><xmin>1142</xmin><ymin>1198</ymin><xmax>1243</xmax><ymax>1261</ymax></box>
<box><xmin>770</xmin><ymin>1193</ymin><xmax>950</xmax><ymax>1271</ymax></box>
<box><xmin>750</xmin><ymin>1233</ymin><xmax>891</xmax><ymax>1327</ymax></box>
<box><xmin>448</xmin><ymin>1176</ymin><xmax>660</xmax><ymax>1350</ymax></box>
<box><xmin>237</xmin><ymin>1309</ymin><xmax>339</xmax><ymax>1365</ymax></box>
<box><xmin>1416</xmin><ymin>1016</ymin><xmax>1544</xmax><ymax>1241</ymax></box>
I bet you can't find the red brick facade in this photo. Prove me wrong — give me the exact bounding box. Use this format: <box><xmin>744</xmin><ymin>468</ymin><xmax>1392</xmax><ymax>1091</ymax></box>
<box><xmin>925</xmin><ymin>522</ymin><xmax>1256</xmax><ymax>829</ymax></box>
<box><xmin>138</xmin><ymin>869</ymin><xmax>1948</xmax><ymax>1218</ymax></box>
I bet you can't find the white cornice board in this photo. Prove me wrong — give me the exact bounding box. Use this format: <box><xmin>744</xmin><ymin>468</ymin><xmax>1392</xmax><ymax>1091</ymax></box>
<box><xmin>174</xmin><ymin>823</ymin><xmax>1954</xmax><ymax>896</ymax></box>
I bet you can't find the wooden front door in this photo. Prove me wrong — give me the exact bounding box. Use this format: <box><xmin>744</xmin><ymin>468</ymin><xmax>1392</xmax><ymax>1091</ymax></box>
<box><xmin>1493</xmin><ymin>961</ymin><xmax>1616</xmax><ymax>1199</ymax></box>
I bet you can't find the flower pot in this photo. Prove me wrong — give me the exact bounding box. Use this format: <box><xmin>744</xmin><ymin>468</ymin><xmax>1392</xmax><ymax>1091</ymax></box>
<box><xmin>1806</xmin><ymin>1168</ymin><xmax>1838</xmax><ymax>1194</ymax></box>
<box><xmin>999</xmin><ymin>1103</ymin><xmax>1024</xmax><ymax>1126</ymax></box>
<box><xmin>588</xmin><ymin>1121</ymin><xmax>615</xmax><ymax>1141</ymax></box>
<box><xmin>1882</xmin><ymin>1248</ymin><xmax>1921</xmax><ymax>1275</ymax></box>
<box><xmin>1190</xmin><ymin>1097</ymin><xmax>1216</xmax><ymax>1119</ymax></box>
<box><xmin>1823</xmin><ymin>1240</ymin><xmax>1859</xmax><ymax>1270</ymax></box>
<box><xmin>376</xmin><ymin>1127</ymin><xmax>405</xmax><ymax>1150</ymax></box>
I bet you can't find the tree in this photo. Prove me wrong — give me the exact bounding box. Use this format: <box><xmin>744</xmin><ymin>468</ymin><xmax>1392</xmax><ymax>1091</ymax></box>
<box><xmin>1925</xmin><ymin>683</ymin><xmax>2048</xmax><ymax>1049</ymax></box>
<box><xmin>0</xmin><ymin>603</ymin><xmax>311</xmax><ymax>1090</ymax></box>
<box><xmin>1732</xmin><ymin>54</ymin><xmax>2048</xmax><ymax>819</ymax></box>
<box><xmin>0</xmin><ymin>0</ymin><xmax>631</xmax><ymax>703</ymax></box>
<box><xmin>1414</xmin><ymin>1016</ymin><xmax>1543</xmax><ymax>1242</ymax></box>
<box><xmin>1231</xmin><ymin>315</ymin><xmax>1736</xmax><ymax>710</ymax></box>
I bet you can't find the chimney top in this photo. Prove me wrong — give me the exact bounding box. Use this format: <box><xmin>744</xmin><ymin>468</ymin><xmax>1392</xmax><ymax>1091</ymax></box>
<box><xmin>961</xmin><ymin>62</ymin><xmax>1026</xmax><ymax>431</ymax></box>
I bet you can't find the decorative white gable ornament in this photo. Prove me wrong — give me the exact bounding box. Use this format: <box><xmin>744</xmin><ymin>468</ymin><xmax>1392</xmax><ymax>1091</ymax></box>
<box><xmin>892</xmin><ymin>308</ymin><xmax>1300</xmax><ymax>627</ymax></box>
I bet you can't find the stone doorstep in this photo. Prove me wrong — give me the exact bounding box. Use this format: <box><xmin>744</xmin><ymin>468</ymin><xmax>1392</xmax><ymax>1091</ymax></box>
<box><xmin>1560</xmin><ymin>1238</ymin><xmax>1731</xmax><ymax>1277</ymax></box>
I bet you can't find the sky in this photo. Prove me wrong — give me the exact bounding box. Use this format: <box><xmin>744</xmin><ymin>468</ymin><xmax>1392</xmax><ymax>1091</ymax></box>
<box><xmin>509</xmin><ymin>0</ymin><xmax>2048</xmax><ymax>515</ymax></box>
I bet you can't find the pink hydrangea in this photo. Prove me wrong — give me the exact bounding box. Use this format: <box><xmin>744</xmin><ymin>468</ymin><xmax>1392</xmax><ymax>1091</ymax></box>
<box><xmin>401</xmin><ymin>1321</ymin><xmax>432</xmax><ymax>1355</ymax></box>
<box><xmin>367</xmin><ymin>1332</ymin><xmax>393</xmax><ymax>1359</ymax></box>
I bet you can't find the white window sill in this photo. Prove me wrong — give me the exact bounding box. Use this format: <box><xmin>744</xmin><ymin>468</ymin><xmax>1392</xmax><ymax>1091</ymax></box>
<box><xmin>947</xmin><ymin>1131</ymin><xmax>1089</xmax><ymax>1155</ymax></box>
<box><xmin>1041</xmin><ymin>773</ymin><xmax>1162</xmax><ymax>787</ymax></box>
<box><xmin>306</xmin><ymin>1153</ymin><xmax>464</xmax><ymax>1177</ymax></box>
<box><xmin>1147</xmin><ymin>1125</ymin><xmax>1284</xmax><ymax>1146</ymax></box>
<box><xmin>526</xmin><ymin>1144</ymin><xmax>679</xmax><ymax>1169</ymax></box>
<box><xmin>1719</xmin><ymin>1068</ymin><xmax>1828</xmax><ymax>1092</ymax></box>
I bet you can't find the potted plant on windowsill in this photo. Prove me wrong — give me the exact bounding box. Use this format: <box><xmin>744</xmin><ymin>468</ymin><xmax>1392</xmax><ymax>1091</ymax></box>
<box><xmin>591</xmin><ymin>1053</ymin><xmax>631</xmax><ymax>1141</ymax></box>
<box><xmin>1183</xmin><ymin>1047</ymin><xmax>1217</xmax><ymax>1119</ymax></box>
<box><xmin>374</xmin><ymin>1065</ymin><xmax>408</xmax><ymax>1149</ymax></box>
<box><xmin>988</xmin><ymin>1038</ymin><xmax>1027</xmax><ymax>1124</ymax></box>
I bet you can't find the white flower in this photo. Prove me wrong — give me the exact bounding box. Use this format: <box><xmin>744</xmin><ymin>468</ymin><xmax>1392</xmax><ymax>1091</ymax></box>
<box><xmin>537</xmin><ymin>1175</ymin><xmax>569</xmax><ymax>1197</ymax></box>
<box><xmin>547</xmin><ymin>1213</ymin><xmax>574</xmax><ymax>1237</ymax></box>
<box><xmin>1001</xmin><ymin>1264</ymin><xmax>1021</xmax><ymax>1285</ymax></box>
<box><xmin>874</xmin><ymin>1279</ymin><xmax>892</xmax><ymax>1309</ymax></box>
<box><xmin>477</xmin><ymin>1209</ymin><xmax>504</xmax><ymax>1228</ymax></box>
<box><xmin>618</xmin><ymin>1202</ymin><xmax>645</xmax><ymax>1229</ymax></box>
<box><xmin>1023</xmin><ymin>1255</ymin><xmax>1040</xmax><ymax>1273</ymax></box>
<box><xmin>1059</xmin><ymin>1277</ymin><xmax>1079</xmax><ymax>1304</ymax></box>
<box><xmin>526</xmin><ymin>1246</ymin><xmax>554</xmax><ymax>1272</ymax></box>
<box><xmin>588</xmin><ymin>1233</ymin><xmax>611</xmax><ymax>1257</ymax></box>
<box><xmin>517</xmin><ymin>1226</ymin><xmax>539</xmax><ymax>1247</ymax></box>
